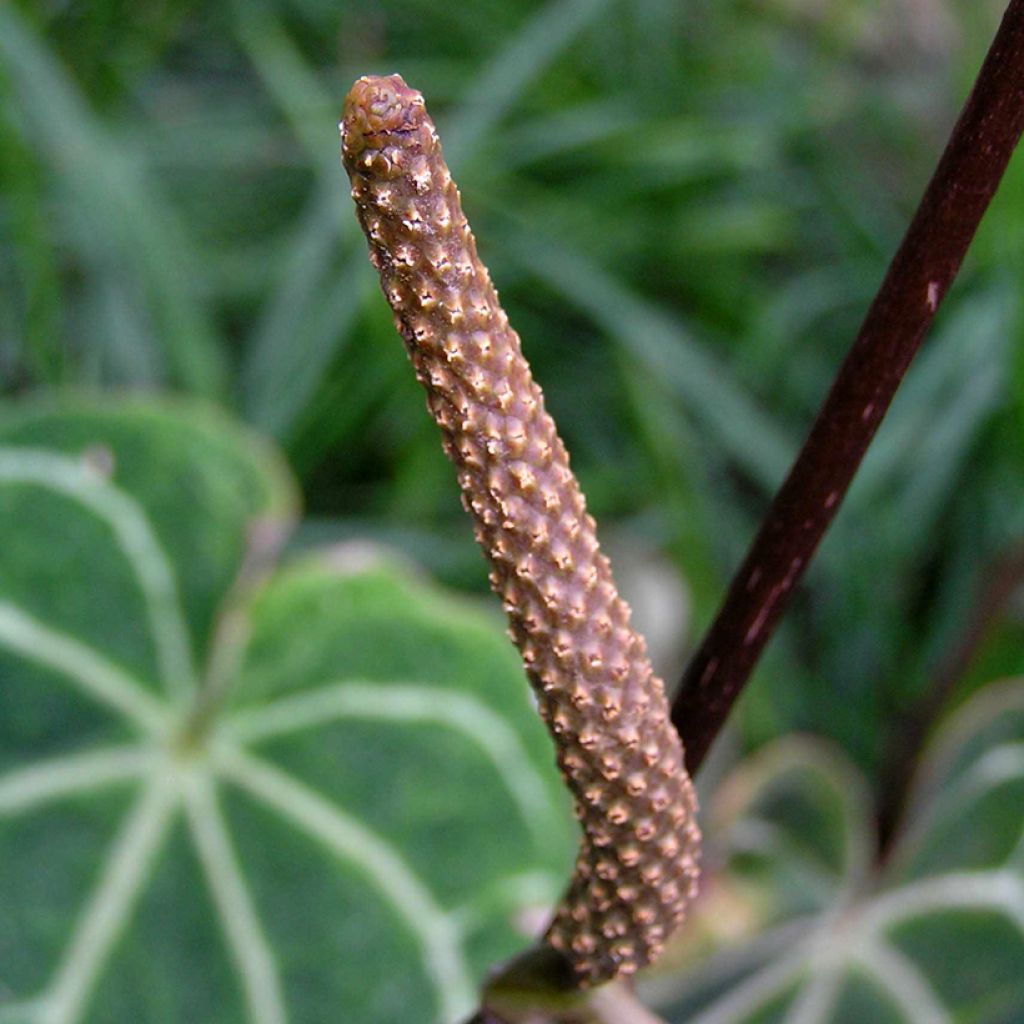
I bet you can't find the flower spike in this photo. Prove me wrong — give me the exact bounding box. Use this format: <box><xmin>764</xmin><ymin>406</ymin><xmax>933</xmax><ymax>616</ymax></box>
<box><xmin>341</xmin><ymin>74</ymin><xmax>700</xmax><ymax>985</ymax></box>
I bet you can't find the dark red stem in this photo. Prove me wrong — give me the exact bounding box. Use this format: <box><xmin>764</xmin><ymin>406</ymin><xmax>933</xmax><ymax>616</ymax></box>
<box><xmin>672</xmin><ymin>0</ymin><xmax>1024</xmax><ymax>774</ymax></box>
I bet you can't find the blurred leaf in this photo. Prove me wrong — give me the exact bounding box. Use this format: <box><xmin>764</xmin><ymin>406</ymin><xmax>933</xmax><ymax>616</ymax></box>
<box><xmin>652</xmin><ymin>682</ymin><xmax>1024</xmax><ymax>1024</ymax></box>
<box><xmin>0</xmin><ymin>113</ymin><xmax>62</xmax><ymax>385</ymax></box>
<box><xmin>959</xmin><ymin>612</ymin><xmax>1024</xmax><ymax>703</ymax></box>
<box><xmin>0</xmin><ymin>398</ymin><xmax>574</xmax><ymax>1023</ymax></box>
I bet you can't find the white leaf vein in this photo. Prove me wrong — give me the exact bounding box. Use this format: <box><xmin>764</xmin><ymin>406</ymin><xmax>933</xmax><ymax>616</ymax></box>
<box><xmin>684</xmin><ymin>949</ymin><xmax>808</xmax><ymax>1024</ymax></box>
<box><xmin>182</xmin><ymin>772</ymin><xmax>287</xmax><ymax>1024</ymax></box>
<box><xmin>781</xmin><ymin>961</ymin><xmax>843</xmax><ymax>1024</ymax></box>
<box><xmin>0</xmin><ymin>746</ymin><xmax>154</xmax><ymax>817</ymax></box>
<box><xmin>853</xmin><ymin>940</ymin><xmax>951</xmax><ymax>1024</ymax></box>
<box><xmin>900</xmin><ymin>743</ymin><xmax>1024</xmax><ymax>859</ymax></box>
<box><xmin>0</xmin><ymin>604</ymin><xmax>169</xmax><ymax>734</ymax></box>
<box><xmin>213</xmin><ymin>745</ymin><xmax>475</xmax><ymax>1023</ymax></box>
<box><xmin>862</xmin><ymin>871</ymin><xmax>1024</xmax><ymax>938</ymax></box>
<box><xmin>0</xmin><ymin>448</ymin><xmax>195</xmax><ymax>701</ymax></box>
<box><xmin>225</xmin><ymin>681</ymin><xmax>563</xmax><ymax>859</ymax></box>
<box><xmin>37</xmin><ymin>774</ymin><xmax>177</xmax><ymax>1024</ymax></box>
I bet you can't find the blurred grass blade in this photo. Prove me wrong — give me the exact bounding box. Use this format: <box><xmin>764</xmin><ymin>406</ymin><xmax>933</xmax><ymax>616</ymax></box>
<box><xmin>237</xmin><ymin>0</ymin><xmax>612</xmax><ymax>439</ymax></box>
<box><xmin>233</xmin><ymin>3</ymin><xmax>341</xmax><ymax>167</ymax></box>
<box><xmin>240</xmin><ymin>182</ymin><xmax>368</xmax><ymax>437</ymax></box>
<box><xmin>443</xmin><ymin>0</ymin><xmax>613</xmax><ymax>167</ymax></box>
<box><xmin>259</xmin><ymin>251</ymin><xmax>371</xmax><ymax>441</ymax></box>
<box><xmin>0</xmin><ymin>6</ymin><xmax>225</xmax><ymax>396</ymax></box>
<box><xmin>233</xmin><ymin>5</ymin><xmax>361</xmax><ymax>436</ymax></box>
<box><xmin>0</xmin><ymin>112</ymin><xmax>63</xmax><ymax>385</ymax></box>
<box><xmin>850</xmin><ymin>291</ymin><xmax>1012</xmax><ymax>523</ymax></box>
<box><xmin>504</xmin><ymin>225</ymin><xmax>795</xmax><ymax>491</ymax></box>
<box><xmin>494</xmin><ymin>98</ymin><xmax>642</xmax><ymax>169</ymax></box>
<box><xmin>92</xmin><ymin>276</ymin><xmax>162</xmax><ymax>387</ymax></box>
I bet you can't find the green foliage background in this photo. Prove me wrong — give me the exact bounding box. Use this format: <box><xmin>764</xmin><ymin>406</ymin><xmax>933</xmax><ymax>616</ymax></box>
<box><xmin>3</xmin><ymin>0</ymin><xmax>1021</xmax><ymax>774</ymax></box>
<box><xmin>2</xmin><ymin>1</ymin><xmax>1024</xmax><ymax>1019</ymax></box>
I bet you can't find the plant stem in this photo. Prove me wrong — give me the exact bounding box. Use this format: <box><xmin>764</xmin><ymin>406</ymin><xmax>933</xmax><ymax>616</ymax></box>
<box><xmin>671</xmin><ymin>0</ymin><xmax>1024</xmax><ymax>774</ymax></box>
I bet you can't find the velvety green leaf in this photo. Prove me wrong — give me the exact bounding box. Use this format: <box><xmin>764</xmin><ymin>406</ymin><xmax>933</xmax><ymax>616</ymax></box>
<box><xmin>0</xmin><ymin>399</ymin><xmax>575</xmax><ymax>1024</ymax></box>
<box><xmin>0</xmin><ymin>400</ymin><xmax>296</xmax><ymax>682</ymax></box>
<box><xmin>653</xmin><ymin>684</ymin><xmax>1024</xmax><ymax>1024</ymax></box>
<box><xmin>708</xmin><ymin>739</ymin><xmax>872</xmax><ymax>925</ymax></box>
<box><xmin>890</xmin><ymin>682</ymin><xmax>1024</xmax><ymax>881</ymax></box>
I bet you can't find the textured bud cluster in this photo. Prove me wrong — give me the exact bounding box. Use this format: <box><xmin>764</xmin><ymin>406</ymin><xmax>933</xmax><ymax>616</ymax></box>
<box><xmin>341</xmin><ymin>74</ymin><xmax>700</xmax><ymax>985</ymax></box>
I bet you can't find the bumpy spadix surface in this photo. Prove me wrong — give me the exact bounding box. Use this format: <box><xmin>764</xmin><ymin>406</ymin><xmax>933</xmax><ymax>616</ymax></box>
<box><xmin>341</xmin><ymin>73</ymin><xmax>700</xmax><ymax>984</ymax></box>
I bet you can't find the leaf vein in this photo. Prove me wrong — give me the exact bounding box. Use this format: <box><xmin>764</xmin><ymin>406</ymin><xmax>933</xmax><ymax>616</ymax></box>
<box><xmin>0</xmin><ymin>449</ymin><xmax>195</xmax><ymax>701</ymax></box>
<box><xmin>0</xmin><ymin>604</ymin><xmax>169</xmax><ymax>734</ymax></box>
<box><xmin>0</xmin><ymin>746</ymin><xmax>154</xmax><ymax>817</ymax></box>
<box><xmin>38</xmin><ymin>775</ymin><xmax>177</xmax><ymax>1024</ymax></box>
<box><xmin>183</xmin><ymin>773</ymin><xmax>287</xmax><ymax>1024</ymax></box>
<box><xmin>853</xmin><ymin>940</ymin><xmax>951</xmax><ymax>1024</ymax></box>
<box><xmin>225</xmin><ymin>681</ymin><xmax>564</xmax><ymax>860</ymax></box>
<box><xmin>212</xmin><ymin>746</ymin><xmax>475</xmax><ymax>1022</ymax></box>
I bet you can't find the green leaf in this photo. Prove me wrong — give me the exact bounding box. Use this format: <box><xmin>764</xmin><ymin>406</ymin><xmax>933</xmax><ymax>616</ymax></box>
<box><xmin>654</xmin><ymin>682</ymin><xmax>1024</xmax><ymax>1024</ymax></box>
<box><xmin>0</xmin><ymin>398</ymin><xmax>575</xmax><ymax>1024</ymax></box>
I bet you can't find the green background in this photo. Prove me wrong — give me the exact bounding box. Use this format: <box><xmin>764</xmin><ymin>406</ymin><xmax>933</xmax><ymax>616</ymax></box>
<box><xmin>2</xmin><ymin>1</ymin><xmax>1024</xmax><ymax>1020</ymax></box>
<box><xmin>3</xmin><ymin>0</ymin><xmax>1022</xmax><ymax>773</ymax></box>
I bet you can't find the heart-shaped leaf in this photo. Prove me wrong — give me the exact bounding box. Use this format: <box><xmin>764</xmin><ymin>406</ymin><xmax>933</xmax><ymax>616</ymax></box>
<box><xmin>653</xmin><ymin>682</ymin><xmax>1024</xmax><ymax>1024</ymax></box>
<box><xmin>0</xmin><ymin>399</ymin><xmax>575</xmax><ymax>1024</ymax></box>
